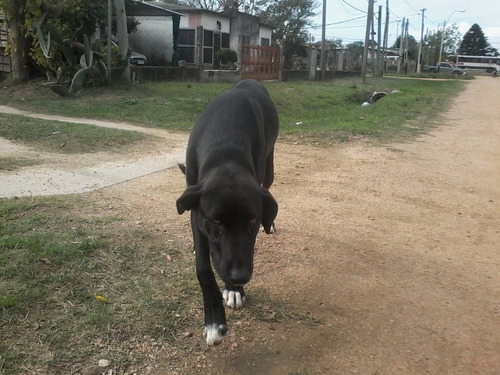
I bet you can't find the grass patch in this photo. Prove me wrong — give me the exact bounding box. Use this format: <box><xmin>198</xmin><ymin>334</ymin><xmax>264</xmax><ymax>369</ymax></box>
<box><xmin>0</xmin><ymin>196</ymin><xmax>198</xmax><ymax>374</ymax></box>
<box><xmin>268</xmin><ymin>78</ymin><xmax>464</xmax><ymax>142</ymax></box>
<box><xmin>0</xmin><ymin>113</ymin><xmax>152</xmax><ymax>153</ymax></box>
<box><xmin>0</xmin><ymin>77</ymin><xmax>467</xmax><ymax>143</ymax></box>
<box><xmin>0</xmin><ymin>157</ymin><xmax>42</xmax><ymax>171</ymax></box>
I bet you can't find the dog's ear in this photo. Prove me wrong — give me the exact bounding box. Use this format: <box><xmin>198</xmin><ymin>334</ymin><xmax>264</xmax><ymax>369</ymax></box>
<box><xmin>261</xmin><ymin>189</ymin><xmax>278</xmax><ymax>234</ymax></box>
<box><xmin>176</xmin><ymin>185</ymin><xmax>202</xmax><ymax>214</ymax></box>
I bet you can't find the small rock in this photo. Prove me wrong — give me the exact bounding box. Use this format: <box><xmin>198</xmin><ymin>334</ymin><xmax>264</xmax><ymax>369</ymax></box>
<box><xmin>98</xmin><ymin>359</ymin><xmax>111</xmax><ymax>367</ymax></box>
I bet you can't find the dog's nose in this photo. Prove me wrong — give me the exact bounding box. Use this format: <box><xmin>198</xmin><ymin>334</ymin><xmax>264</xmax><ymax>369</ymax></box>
<box><xmin>229</xmin><ymin>269</ymin><xmax>252</xmax><ymax>286</ymax></box>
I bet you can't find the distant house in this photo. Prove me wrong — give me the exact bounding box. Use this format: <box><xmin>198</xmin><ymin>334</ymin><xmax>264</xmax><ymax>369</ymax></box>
<box><xmin>126</xmin><ymin>0</ymin><xmax>273</xmax><ymax>68</ymax></box>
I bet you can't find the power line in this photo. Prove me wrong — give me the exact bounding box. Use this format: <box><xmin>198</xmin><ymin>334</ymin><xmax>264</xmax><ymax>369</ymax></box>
<box><xmin>339</xmin><ymin>0</ymin><xmax>366</xmax><ymax>14</ymax></box>
<box><xmin>401</xmin><ymin>0</ymin><xmax>419</xmax><ymax>15</ymax></box>
<box><xmin>307</xmin><ymin>15</ymin><xmax>367</xmax><ymax>29</ymax></box>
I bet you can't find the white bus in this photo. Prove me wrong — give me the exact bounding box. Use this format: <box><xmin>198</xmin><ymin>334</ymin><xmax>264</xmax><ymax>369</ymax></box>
<box><xmin>454</xmin><ymin>55</ymin><xmax>500</xmax><ymax>72</ymax></box>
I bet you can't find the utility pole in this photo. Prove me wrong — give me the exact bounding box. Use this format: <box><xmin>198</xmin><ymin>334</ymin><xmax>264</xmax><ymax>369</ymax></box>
<box><xmin>404</xmin><ymin>18</ymin><xmax>409</xmax><ymax>74</ymax></box>
<box><xmin>320</xmin><ymin>0</ymin><xmax>326</xmax><ymax>80</ymax></box>
<box><xmin>376</xmin><ymin>5</ymin><xmax>382</xmax><ymax>76</ymax></box>
<box><xmin>397</xmin><ymin>17</ymin><xmax>404</xmax><ymax>73</ymax></box>
<box><xmin>361</xmin><ymin>0</ymin><xmax>374</xmax><ymax>82</ymax></box>
<box><xmin>416</xmin><ymin>8</ymin><xmax>426</xmax><ymax>74</ymax></box>
<box><xmin>382</xmin><ymin>0</ymin><xmax>389</xmax><ymax>75</ymax></box>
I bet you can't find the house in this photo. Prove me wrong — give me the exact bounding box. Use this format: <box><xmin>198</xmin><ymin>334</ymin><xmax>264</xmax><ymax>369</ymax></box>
<box><xmin>126</xmin><ymin>0</ymin><xmax>273</xmax><ymax>68</ymax></box>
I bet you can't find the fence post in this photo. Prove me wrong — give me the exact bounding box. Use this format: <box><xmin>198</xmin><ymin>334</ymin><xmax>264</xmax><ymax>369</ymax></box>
<box><xmin>196</xmin><ymin>25</ymin><xmax>203</xmax><ymax>81</ymax></box>
<box><xmin>309</xmin><ymin>47</ymin><xmax>317</xmax><ymax>81</ymax></box>
<box><xmin>278</xmin><ymin>39</ymin><xmax>286</xmax><ymax>81</ymax></box>
<box><xmin>238</xmin><ymin>35</ymin><xmax>245</xmax><ymax>74</ymax></box>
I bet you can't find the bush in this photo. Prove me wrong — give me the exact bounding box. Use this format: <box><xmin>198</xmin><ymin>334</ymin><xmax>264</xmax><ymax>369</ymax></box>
<box><xmin>215</xmin><ymin>48</ymin><xmax>237</xmax><ymax>64</ymax></box>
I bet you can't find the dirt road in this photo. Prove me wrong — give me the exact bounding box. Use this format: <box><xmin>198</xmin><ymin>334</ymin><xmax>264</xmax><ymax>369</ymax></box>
<box><xmin>2</xmin><ymin>76</ymin><xmax>499</xmax><ymax>374</ymax></box>
<box><xmin>86</xmin><ymin>76</ymin><xmax>499</xmax><ymax>374</ymax></box>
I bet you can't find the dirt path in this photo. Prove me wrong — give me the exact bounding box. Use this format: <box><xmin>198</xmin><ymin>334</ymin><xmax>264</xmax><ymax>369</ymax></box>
<box><xmin>2</xmin><ymin>77</ymin><xmax>499</xmax><ymax>374</ymax></box>
<box><xmin>89</xmin><ymin>76</ymin><xmax>500</xmax><ymax>374</ymax></box>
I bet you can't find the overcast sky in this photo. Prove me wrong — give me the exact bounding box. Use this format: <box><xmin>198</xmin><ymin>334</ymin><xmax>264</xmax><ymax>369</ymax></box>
<box><xmin>307</xmin><ymin>0</ymin><xmax>500</xmax><ymax>52</ymax></box>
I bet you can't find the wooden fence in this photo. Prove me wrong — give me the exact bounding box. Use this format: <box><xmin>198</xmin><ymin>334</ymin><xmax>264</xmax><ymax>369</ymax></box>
<box><xmin>241</xmin><ymin>44</ymin><xmax>280</xmax><ymax>81</ymax></box>
<box><xmin>0</xmin><ymin>18</ymin><xmax>11</xmax><ymax>80</ymax></box>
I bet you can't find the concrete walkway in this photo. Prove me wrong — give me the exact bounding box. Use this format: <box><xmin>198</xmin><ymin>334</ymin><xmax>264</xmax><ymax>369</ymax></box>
<box><xmin>0</xmin><ymin>106</ymin><xmax>188</xmax><ymax>198</ymax></box>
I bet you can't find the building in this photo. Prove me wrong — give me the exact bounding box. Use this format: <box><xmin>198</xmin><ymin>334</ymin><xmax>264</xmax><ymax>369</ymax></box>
<box><xmin>126</xmin><ymin>0</ymin><xmax>272</xmax><ymax>68</ymax></box>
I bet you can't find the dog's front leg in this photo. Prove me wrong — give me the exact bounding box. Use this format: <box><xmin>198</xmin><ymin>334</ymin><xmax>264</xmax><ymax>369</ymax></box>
<box><xmin>192</xmin><ymin>217</ymin><xmax>228</xmax><ymax>345</ymax></box>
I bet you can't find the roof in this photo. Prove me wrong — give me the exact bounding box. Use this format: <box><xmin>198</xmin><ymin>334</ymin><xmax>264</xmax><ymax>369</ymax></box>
<box><xmin>141</xmin><ymin>1</ymin><xmax>217</xmax><ymax>15</ymax></box>
<box><xmin>126</xmin><ymin>1</ymin><xmax>185</xmax><ymax>17</ymax></box>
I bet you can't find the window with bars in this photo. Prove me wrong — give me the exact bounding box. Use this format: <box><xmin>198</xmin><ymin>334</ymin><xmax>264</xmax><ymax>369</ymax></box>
<box><xmin>178</xmin><ymin>28</ymin><xmax>230</xmax><ymax>65</ymax></box>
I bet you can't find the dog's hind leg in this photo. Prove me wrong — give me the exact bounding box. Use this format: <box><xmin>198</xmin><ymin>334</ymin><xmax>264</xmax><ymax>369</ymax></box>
<box><xmin>262</xmin><ymin>149</ymin><xmax>277</xmax><ymax>233</ymax></box>
<box><xmin>262</xmin><ymin>149</ymin><xmax>275</xmax><ymax>190</ymax></box>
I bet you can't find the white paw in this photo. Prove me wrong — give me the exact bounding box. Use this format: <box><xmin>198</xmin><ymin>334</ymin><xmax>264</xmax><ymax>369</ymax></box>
<box><xmin>204</xmin><ymin>324</ymin><xmax>226</xmax><ymax>346</ymax></box>
<box><xmin>223</xmin><ymin>289</ymin><xmax>245</xmax><ymax>309</ymax></box>
<box><xmin>269</xmin><ymin>222</ymin><xmax>276</xmax><ymax>234</ymax></box>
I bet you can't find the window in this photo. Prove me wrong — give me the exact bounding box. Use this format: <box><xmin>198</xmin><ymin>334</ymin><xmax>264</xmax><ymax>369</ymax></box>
<box><xmin>242</xmin><ymin>35</ymin><xmax>251</xmax><ymax>45</ymax></box>
<box><xmin>178</xmin><ymin>29</ymin><xmax>195</xmax><ymax>63</ymax></box>
<box><xmin>203</xmin><ymin>30</ymin><xmax>213</xmax><ymax>47</ymax></box>
<box><xmin>178</xmin><ymin>47</ymin><xmax>195</xmax><ymax>63</ymax></box>
<box><xmin>203</xmin><ymin>30</ymin><xmax>214</xmax><ymax>63</ymax></box>
<box><xmin>261</xmin><ymin>38</ymin><xmax>270</xmax><ymax>47</ymax></box>
<box><xmin>179</xmin><ymin>29</ymin><xmax>195</xmax><ymax>45</ymax></box>
<box><xmin>222</xmin><ymin>33</ymin><xmax>230</xmax><ymax>48</ymax></box>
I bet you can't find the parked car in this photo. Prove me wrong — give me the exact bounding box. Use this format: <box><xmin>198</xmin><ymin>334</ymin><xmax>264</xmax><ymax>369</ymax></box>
<box><xmin>422</xmin><ymin>62</ymin><xmax>466</xmax><ymax>76</ymax></box>
<box><xmin>111</xmin><ymin>40</ymin><xmax>147</xmax><ymax>65</ymax></box>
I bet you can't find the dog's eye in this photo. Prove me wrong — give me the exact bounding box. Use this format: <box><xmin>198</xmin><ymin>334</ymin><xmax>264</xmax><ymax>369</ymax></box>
<box><xmin>249</xmin><ymin>218</ymin><xmax>257</xmax><ymax>224</ymax></box>
<box><xmin>213</xmin><ymin>218</ymin><xmax>222</xmax><ymax>225</ymax></box>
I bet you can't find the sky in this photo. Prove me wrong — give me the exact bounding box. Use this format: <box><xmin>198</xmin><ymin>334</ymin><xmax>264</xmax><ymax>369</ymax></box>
<box><xmin>307</xmin><ymin>0</ymin><xmax>500</xmax><ymax>52</ymax></box>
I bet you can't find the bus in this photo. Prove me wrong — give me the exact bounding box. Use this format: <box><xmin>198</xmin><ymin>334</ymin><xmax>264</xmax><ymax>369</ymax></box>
<box><xmin>454</xmin><ymin>55</ymin><xmax>500</xmax><ymax>73</ymax></box>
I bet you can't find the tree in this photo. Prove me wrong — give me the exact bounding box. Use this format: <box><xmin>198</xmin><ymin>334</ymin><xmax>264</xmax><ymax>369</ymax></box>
<box><xmin>259</xmin><ymin>0</ymin><xmax>316</xmax><ymax>68</ymax></box>
<box><xmin>422</xmin><ymin>24</ymin><xmax>461</xmax><ymax>64</ymax></box>
<box><xmin>458</xmin><ymin>23</ymin><xmax>498</xmax><ymax>56</ymax></box>
<box><xmin>114</xmin><ymin>0</ymin><xmax>130</xmax><ymax>83</ymax></box>
<box><xmin>179</xmin><ymin>0</ymin><xmax>264</xmax><ymax>14</ymax></box>
<box><xmin>0</xmin><ymin>0</ymin><xmax>109</xmax><ymax>82</ymax></box>
<box><xmin>0</xmin><ymin>0</ymin><xmax>29</xmax><ymax>83</ymax></box>
<box><xmin>391</xmin><ymin>35</ymin><xmax>419</xmax><ymax>59</ymax></box>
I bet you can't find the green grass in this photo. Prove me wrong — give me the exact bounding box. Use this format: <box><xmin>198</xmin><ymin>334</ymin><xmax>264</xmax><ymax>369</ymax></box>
<box><xmin>0</xmin><ymin>77</ymin><xmax>467</xmax><ymax>142</ymax></box>
<box><xmin>0</xmin><ymin>113</ymin><xmax>153</xmax><ymax>153</ymax></box>
<box><xmin>0</xmin><ymin>156</ymin><xmax>42</xmax><ymax>171</ymax></box>
<box><xmin>0</xmin><ymin>197</ymin><xmax>198</xmax><ymax>373</ymax></box>
<box><xmin>268</xmin><ymin>78</ymin><xmax>464</xmax><ymax>140</ymax></box>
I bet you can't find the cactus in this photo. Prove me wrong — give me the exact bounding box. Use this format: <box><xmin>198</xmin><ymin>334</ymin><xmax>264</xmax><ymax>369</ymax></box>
<box><xmin>83</xmin><ymin>34</ymin><xmax>93</xmax><ymax>68</ymax></box>
<box><xmin>36</xmin><ymin>23</ymin><xmax>131</xmax><ymax>96</ymax></box>
<box><xmin>37</xmin><ymin>25</ymin><xmax>52</xmax><ymax>59</ymax></box>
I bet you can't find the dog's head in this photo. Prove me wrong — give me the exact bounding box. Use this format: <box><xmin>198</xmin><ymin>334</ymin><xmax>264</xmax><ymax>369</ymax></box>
<box><xmin>176</xmin><ymin>173</ymin><xmax>278</xmax><ymax>286</ymax></box>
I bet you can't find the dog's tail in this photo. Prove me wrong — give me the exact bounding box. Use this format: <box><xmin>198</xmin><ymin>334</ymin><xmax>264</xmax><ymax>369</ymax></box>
<box><xmin>178</xmin><ymin>163</ymin><xmax>186</xmax><ymax>175</ymax></box>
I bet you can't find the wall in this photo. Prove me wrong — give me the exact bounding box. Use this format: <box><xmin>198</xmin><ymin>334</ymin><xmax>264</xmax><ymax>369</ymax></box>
<box><xmin>200</xmin><ymin>12</ymin><xmax>230</xmax><ymax>33</ymax></box>
<box><xmin>230</xmin><ymin>13</ymin><xmax>260</xmax><ymax>52</ymax></box>
<box><xmin>128</xmin><ymin>16</ymin><xmax>174</xmax><ymax>66</ymax></box>
<box><xmin>130</xmin><ymin>65</ymin><xmax>241</xmax><ymax>83</ymax></box>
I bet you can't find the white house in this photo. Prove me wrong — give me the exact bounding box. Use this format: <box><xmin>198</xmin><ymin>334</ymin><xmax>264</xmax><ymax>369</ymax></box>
<box><xmin>126</xmin><ymin>0</ymin><xmax>273</xmax><ymax>68</ymax></box>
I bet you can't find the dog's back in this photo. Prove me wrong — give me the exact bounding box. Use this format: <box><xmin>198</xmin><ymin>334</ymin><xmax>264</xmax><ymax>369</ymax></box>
<box><xmin>185</xmin><ymin>80</ymin><xmax>279</xmax><ymax>187</ymax></box>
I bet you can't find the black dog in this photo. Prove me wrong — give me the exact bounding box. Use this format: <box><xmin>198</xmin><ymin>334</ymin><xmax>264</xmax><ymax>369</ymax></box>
<box><xmin>176</xmin><ymin>79</ymin><xmax>279</xmax><ymax>345</ymax></box>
